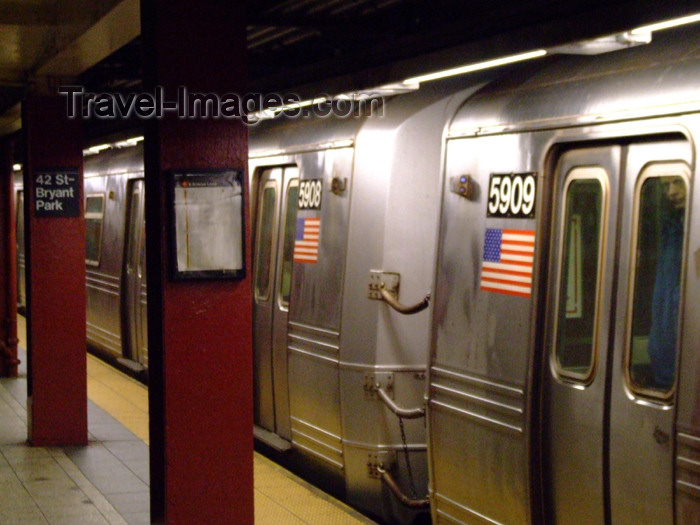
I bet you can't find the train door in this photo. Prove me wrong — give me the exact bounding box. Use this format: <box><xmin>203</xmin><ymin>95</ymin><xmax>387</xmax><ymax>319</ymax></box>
<box><xmin>542</xmin><ymin>140</ymin><xmax>690</xmax><ymax>524</ymax></box>
<box><xmin>15</xmin><ymin>189</ymin><xmax>26</xmax><ymax>310</ymax></box>
<box><xmin>122</xmin><ymin>179</ymin><xmax>148</xmax><ymax>368</ymax></box>
<box><xmin>253</xmin><ymin>166</ymin><xmax>298</xmax><ymax>440</ymax></box>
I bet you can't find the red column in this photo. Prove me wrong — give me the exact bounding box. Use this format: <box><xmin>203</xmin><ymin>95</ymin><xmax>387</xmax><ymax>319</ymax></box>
<box><xmin>0</xmin><ymin>137</ymin><xmax>19</xmax><ymax>377</ymax></box>
<box><xmin>141</xmin><ymin>1</ymin><xmax>253</xmax><ymax>523</ymax></box>
<box><xmin>22</xmin><ymin>96</ymin><xmax>87</xmax><ymax>446</ymax></box>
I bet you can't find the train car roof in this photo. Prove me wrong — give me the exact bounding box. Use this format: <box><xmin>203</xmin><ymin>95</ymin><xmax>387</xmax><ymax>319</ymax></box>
<box><xmin>448</xmin><ymin>24</ymin><xmax>700</xmax><ymax>138</ymax></box>
<box><xmin>84</xmin><ymin>141</ymin><xmax>144</xmax><ymax>177</ymax></box>
<box><xmin>248</xmin><ymin>101</ymin><xmax>370</xmax><ymax>156</ymax></box>
<box><xmin>248</xmin><ymin>73</ymin><xmax>497</xmax><ymax>158</ymax></box>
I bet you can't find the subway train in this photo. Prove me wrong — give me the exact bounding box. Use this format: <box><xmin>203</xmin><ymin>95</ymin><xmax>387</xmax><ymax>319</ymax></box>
<box><xmin>13</xmin><ymin>22</ymin><xmax>700</xmax><ymax>524</ymax></box>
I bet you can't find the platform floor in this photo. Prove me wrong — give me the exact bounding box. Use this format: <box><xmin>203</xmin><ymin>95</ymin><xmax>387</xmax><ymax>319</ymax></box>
<box><xmin>0</xmin><ymin>316</ymin><xmax>376</xmax><ymax>524</ymax></box>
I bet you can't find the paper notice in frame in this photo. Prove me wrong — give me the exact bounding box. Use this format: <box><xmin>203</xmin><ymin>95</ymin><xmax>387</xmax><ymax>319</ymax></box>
<box><xmin>170</xmin><ymin>169</ymin><xmax>245</xmax><ymax>280</ymax></box>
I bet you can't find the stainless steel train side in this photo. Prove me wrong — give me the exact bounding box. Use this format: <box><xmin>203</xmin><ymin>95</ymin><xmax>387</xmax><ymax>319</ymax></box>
<box><xmin>248</xmin><ymin>79</ymin><xmax>490</xmax><ymax>523</ymax></box>
<box><xmin>13</xmin><ymin>172</ymin><xmax>25</xmax><ymax>311</ymax></box>
<box><xmin>83</xmin><ymin>144</ymin><xmax>148</xmax><ymax>372</ymax></box>
<box><xmin>428</xmin><ymin>25</ymin><xmax>700</xmax><ymax>524</ymax></box>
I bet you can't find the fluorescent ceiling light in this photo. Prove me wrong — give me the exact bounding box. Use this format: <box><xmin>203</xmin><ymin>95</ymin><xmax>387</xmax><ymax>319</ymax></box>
<box><xmin>631</xmin><ymin>12</ymin><xmax>700</xmax><ymax>35</ymax></box>
<box><xmin>254</xmin><ymin>96</ymin><xmax>329</xmax><ymax>120</ymax></box>
<box><xmin>273</xmin><ymin>97</ymin><xmax>328</xmax><ymax>113</ymax></box>
<box><xmin>288</xmin><ymin>97</ymin><xmax>328</xmax><ymax>109</ymax></box>
<box><xmin>402</xmin><ymin>12</ymin><xmax>700</xmax><ymax>85</ymax></box>
<box><xmin>402</xmin><ymin>49</ymin><xmax>547</xmax><ymax>85</ymax></box>
<box><xmin>84</xmin><ymin>136</ymin><xmax>144</xmax><ymax>155</ymax></box>
<box><xmin>251</xmin><ymin>97</ymin><xmax>326</xmax><ymax>121</ymax></box>
<box><xmin>114</xmin><ymin>136</ymin><xmax>144</xmax><ymax>148</ymax></box>
<box><xmin>85</xmin><ymin>144</ymin><xmax>110</xmax><ymax>155</ymax></box>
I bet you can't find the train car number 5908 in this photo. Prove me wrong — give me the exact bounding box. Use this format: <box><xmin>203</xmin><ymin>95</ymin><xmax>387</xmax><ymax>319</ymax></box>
<box><xmin>298</xmin><ymin>179</ymin><xmax>323</xmax><ymax>210</ymax></box>
<box><xmin>486</xmin><ymin>172</ymin><xmax>537</xmax><ymax>218</ymax></box>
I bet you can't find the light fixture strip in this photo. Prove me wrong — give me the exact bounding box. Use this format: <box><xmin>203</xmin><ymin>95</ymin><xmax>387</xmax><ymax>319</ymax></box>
<box><xmin>402</xmin><ymin>49</ymin><xmax>548</xmax><ymax>85</ymax></box>
<box><xmin>243</xmin><ymin>10</ymin><xmax>700</xmax><ymax>122</ymax></box>
<box><xmin>631</xmin><ymin>12</ymin><xmax>700</xmax><ymax>35</ymax></box>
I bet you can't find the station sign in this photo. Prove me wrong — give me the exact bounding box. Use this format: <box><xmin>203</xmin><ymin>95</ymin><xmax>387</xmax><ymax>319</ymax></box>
<box><xmin>33</xmin><ymin>169</ymin><xmax>81</xmax><ymax>218</ymax></box>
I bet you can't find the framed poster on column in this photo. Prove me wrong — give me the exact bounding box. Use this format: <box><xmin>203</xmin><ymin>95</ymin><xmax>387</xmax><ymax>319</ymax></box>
<box><xmin>168</xmin><ymin>169</ymin><xmax>245</xmax><ymax>280</ymax></box>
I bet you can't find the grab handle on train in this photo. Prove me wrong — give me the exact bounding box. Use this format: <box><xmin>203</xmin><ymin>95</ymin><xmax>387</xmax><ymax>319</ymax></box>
<box><xmin>376</xmin><ymin>465</ymin><xmax>430</xmax><ymax>509</ymax></box>
<box><xmin>379</xmin><ymin>285</ymin><xmax>430</xmax><ymax>314</ymax></box>
<box><xmin>375</xmin><ymin>385</ymin><xmax>426</xmax><ymax>419</ymax></box>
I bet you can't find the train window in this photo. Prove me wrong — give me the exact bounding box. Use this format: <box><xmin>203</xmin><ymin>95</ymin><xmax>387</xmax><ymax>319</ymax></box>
<box><xmin>627</xmin><ymin>164</ymin><xmax>689</xmax><ymax>398</ymax></box>
<box><xmin>254</xmin><ymin>183</ymin><xmax>277</xmax><ymax>302</ymax></box>
<box><xmin>85</xmin><ymin>194</ymin><xmax>105</xmax><ymax>266</ymax></box>
<box><xmin>552</xmin><ymin>169</ymin><xmax>607</xmax><ymax>383</ymax></box>
<box><xmin>279</xmin><ymin>177</ymin><xmax>299</xmax><ymax>308</ymax></box>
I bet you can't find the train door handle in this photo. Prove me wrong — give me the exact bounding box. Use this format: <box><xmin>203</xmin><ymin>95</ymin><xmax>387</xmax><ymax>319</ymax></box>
<box><xmin>653</xmin><ymin>426</ymin><xmax>670</xmax><ymax>445</ymax></box>
<box><xmin>379</xmin><ymin>286</ymin><xmax>431</xmax><ymax>314</ymax></box>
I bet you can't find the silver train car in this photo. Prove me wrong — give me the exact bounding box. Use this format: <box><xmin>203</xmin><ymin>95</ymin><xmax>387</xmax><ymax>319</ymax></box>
<box><xmin>11</xmin><ymin>21</ymin><xmax>700</xmax><ymax>524</ymax></box>
<box><xmin>13</xmin><ymin>171</ymin><xmax>25</xmax><ymax>311</ymax></box>
<box><xmin>427</xmin><ymin>25</ymin><xmax>700</xmax><ymax>524</ymax></box>
<box><xmin>82</xmin><ymin>144</ymin><xmax>148</xmax><ymax>373</ymax></box>
<box><xmin>247</xmin><ymin>79</ymin><xmax>485</xmax><ymax>524</ymax></box>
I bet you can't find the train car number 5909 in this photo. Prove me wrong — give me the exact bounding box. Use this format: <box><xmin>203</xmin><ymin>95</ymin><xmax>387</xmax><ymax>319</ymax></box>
<box><xmin>487</xmin><ymin>172</ymin><xmax>537</xmax><ymax>219</ymax></box>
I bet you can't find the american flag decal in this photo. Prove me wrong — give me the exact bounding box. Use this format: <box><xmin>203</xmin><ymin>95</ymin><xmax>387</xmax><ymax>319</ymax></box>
<box><xmin>480</xmin><ymin>228</ymin><xmax>535</xmax><ymax>298</ymax></box>
<box><xmin>294</xmin><ymin>217</ymin><xmax>321</xmax><ymax>263</ymax></box>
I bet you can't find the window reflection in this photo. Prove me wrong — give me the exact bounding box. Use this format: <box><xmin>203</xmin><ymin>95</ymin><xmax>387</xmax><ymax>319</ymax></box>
<box><xmin>554</xmin><ymin>172</ymin><xmax>605</xmax><ymax>382</ymax></box>
<box><xmin>254</xmin><ymin>185</ymin><xmax>276</xmax><ymax>301</ymax></box>
<box><xmin>85</xmin><ymin>194</ymin><xmax>105</xmax><ymax>265</ymax></box>
<box><xmin>280</xmin><ymin>180</ymin><xmax>299</xmax><ymax>306</ymax></box>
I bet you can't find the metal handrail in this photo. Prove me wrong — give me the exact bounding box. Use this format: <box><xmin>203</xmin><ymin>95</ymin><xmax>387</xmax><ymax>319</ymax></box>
<box><xmin>376</xmin><ymin>466</ymin><xmax>430</xmax><ymax>509</ymax></box>
<box><xmin>375</xmin><ymin>385</ymin><xmax>425</xmax><ymax>419</ymax></box>
<box><xmin>379</xmin><ymin>286</ymin><xmax>430</xmax><ymax>315</ymax></box>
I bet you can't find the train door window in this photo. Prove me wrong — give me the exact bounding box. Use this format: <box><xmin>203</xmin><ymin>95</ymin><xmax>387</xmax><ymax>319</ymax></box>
<box><xmin>254</xmin><ymin>182</ymin><xmax>277</xmax><ymax>302</ymax></box>
<box><xmin>85</xmin><ymin>194</ymin><xmax>105</xmax><ymax>266</ymax></box>
<box><xmin>626</xmin><ymin>163</ymin><xmax>689</xmax><ymax>397</ymax></box>
<box><xmin>279</xmin><ymin>177</ymin><xmax>299</xmax><ymax>308</ymax></box>
<box><xmin>552</xmin><ymin>168</ymin><xmax>608</xmax><ymax>382</ymax></box>
<box><xmin>126</xmin><ymin>186</ymin><xmax>142</xmax><ymax>275</ymax></box>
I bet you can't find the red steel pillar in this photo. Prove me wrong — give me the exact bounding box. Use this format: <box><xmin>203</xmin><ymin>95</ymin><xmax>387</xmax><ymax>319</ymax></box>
<box><xmin>0</xmin><ymin>137</ymin><xmax>19</xmax><ymax>377</ymax></box>
<box><xmin>141</xmin><ymin>1</ymin><xmax>253</xmax><ymax>523</ymax></box>
<box><xmin>22</xmin><ymin>96</ymin><xmax>87</xmax><ymax>446</ymax></box>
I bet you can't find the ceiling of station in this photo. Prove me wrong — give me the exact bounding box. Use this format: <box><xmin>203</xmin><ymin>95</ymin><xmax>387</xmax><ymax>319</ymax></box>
<box><xmin>1</xmin><ymin>0</ymin><xmax>699</xmax><ymax>136</ymax></box>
